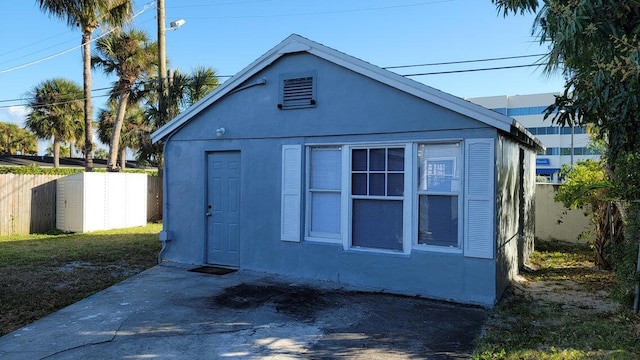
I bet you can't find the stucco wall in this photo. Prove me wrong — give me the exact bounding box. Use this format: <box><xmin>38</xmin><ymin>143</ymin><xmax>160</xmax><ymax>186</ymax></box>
<box><xmin>494</xmin><ymin>136</ymin><xmax>537</xmax><ymax>299</ymax></box>
<box><xmin>521</xmin><ymin>150</ymin><xmax>536</xmax><ymax>261</ymax></box>
<box><xmin>495</xmin><ymin>136</ymin><xmax>521</xmax><ymax>298</ymax></box>
<box><xmin>535</xmin><ymin>183</ymin><xmax>593</xmax><ymax>243</ymax></box>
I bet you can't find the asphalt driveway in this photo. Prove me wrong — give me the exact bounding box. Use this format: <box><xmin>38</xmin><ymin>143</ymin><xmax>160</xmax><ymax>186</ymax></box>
<box><xmin>0</xmin><ymin>264</ymin><xmax>488</xmax><ymax>359</ymax></box>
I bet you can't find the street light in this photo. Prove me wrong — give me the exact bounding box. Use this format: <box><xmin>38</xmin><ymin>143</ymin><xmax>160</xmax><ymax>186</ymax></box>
<box><xmin>169</xmin><ymin>19</ymin><xmax>186</xmax><ymax>30</ymax></box>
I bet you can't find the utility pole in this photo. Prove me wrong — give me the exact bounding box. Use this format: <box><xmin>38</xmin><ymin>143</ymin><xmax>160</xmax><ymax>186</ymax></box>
<box><xmin>157</xmin><ymin>0</ymin><xmax>167</xmax><ymax>130</ymax></box>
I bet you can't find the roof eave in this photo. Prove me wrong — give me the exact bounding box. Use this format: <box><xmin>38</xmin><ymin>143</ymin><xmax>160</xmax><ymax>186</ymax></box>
<box><xmin>151</xmin><ymin>35</ymin><xmax>312</xmax><ymax>144</ymax></box>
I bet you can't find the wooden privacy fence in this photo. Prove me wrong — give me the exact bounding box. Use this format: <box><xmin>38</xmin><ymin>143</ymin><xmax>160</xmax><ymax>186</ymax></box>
<box><xmin>0</xmin><ymin>174</ymin><xmax>162</xmax><ymax>236</ymax></box>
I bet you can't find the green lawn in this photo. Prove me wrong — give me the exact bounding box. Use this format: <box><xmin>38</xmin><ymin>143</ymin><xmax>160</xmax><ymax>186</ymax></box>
<box><xmin>0</xmin><ymin>224</ymin><xmax>161</xmax><ymax>336</ymax></box>
<box><xmin>474</xmin><ymin>240</ymin><xmax>640</xmax><ymax>359</ymax></box>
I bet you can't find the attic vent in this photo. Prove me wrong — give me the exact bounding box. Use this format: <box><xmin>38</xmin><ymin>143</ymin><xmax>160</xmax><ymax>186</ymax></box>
<box><xmin>278</xmin><ymin>74</ymin><xmax>316</xmax><ymax>110</ymax></box>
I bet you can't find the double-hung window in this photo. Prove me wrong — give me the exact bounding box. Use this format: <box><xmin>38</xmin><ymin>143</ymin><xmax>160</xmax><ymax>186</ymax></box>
<box><xmin>351</xmin><ymin>147</ymin><xmax>405</xmax><ymax>251</ymax></box>
<box><xmin>417</xmin><ymin>143</ymin><xmax>462</xmax><ymax>248</ymax></box>
<box><xmin>307</xmin><ymin>147</ymin><xmax>342</xmax><ymax>241</ymax></box>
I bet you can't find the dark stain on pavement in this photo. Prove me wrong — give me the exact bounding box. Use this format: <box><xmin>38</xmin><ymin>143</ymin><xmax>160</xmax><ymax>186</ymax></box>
<box><xmin>213</xmin><ymin>282</ymin><xmax>335</xmax><ymax>321</ymax></box>
<box><xmin>213</xmin><ymin>282</ymin><xmax>488</xmax><ymax>359</ymax></box>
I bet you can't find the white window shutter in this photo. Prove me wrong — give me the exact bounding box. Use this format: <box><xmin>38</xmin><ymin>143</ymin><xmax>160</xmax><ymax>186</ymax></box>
<box><xmin>281</xmin><ymin>145</ymin><xmax>302</xmax><ymax>242</ymax></box>
<box><xmin>464</xmin><ymin>138</ymin><xmax>495</xmax><ymax>259</ymax></box>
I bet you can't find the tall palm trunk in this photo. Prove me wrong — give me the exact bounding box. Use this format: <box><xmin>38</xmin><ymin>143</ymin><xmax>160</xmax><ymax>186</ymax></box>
<box><xmin>108</xmin><ymin>91</ymin><xmax>130</xmax><ymax>171</ymax></box>
<box><xmin>120</xmin><ymin>147</ymin><xmax>127</xmax><ymax>170</ymax></box>
<box><xmin>53</xmin><ymin>136</ymin><xmax>61</xmax><ymax>168</ymax></box>
<box><xmin>82</xmin><ymin>31</ymin><xmax>94</xmax><ymax>171</ymax></box>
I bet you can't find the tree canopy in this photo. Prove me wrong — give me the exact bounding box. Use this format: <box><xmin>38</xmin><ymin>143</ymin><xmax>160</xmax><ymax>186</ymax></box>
<box><xmin>0</xmin><ymin>122</ymin><xmax>38</xmax><ymax>155</ymax></box>
<box><xmin>25</xmin><ymin>78</ymin><xmax>84</xmax><ymax>167</ymax></box>
<box><xmin>493</xmin><ymin>0</ymin><xmax>640</xmax><ymax>175</ymax></box>
<box><xmin>37</xmin><ymin>0</ymin><xmax>133</xmax><ymax>170</ymax></box>
<box><xmin>92</xmin><ymin>28</ymin><xmax>156</xmax><ymax>171</ymax></box>
<box><xmin>137</xmin><ymin>66</ymin><xmax>219</xmax><ymax>168</ymax></box>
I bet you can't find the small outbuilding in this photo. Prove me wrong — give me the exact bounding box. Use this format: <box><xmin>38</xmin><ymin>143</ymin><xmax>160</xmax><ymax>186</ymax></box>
<box><xmin>56</xmin><ymin>172</ymin><xmax>147</xmax><ymax>233</ymax></box>
<box><xmin>151</xmin><ymin>34</ymin><xmax>543</xmax><ymax>307</ymax></box>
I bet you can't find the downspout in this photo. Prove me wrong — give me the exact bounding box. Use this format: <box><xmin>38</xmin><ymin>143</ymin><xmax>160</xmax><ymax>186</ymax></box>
<box><xmin>157</xmin><ymin>130</ymin><xmax>176</xmax><ymax>264</ymax></box>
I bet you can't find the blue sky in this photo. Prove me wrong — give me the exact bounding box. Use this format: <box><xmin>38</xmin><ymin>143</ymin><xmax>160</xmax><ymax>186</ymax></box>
<box><xmin>0</xmin><ymin>0</ymin><xmax>564</xmax><ymax>152</ymax></box>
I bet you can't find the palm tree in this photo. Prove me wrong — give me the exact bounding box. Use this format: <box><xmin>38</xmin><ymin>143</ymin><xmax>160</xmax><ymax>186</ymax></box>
<box><xmin>37</xmin><ymin>0</ymin><xmax>133</xmax><ymax>171</ymax></box>
<box><xmin>138</xmin><ymin>67</ymin><xmax>220</xmax><ymax>168</ymax></box>
<box><xmin>25</xmin><ymin>78</ymin><xmax>84</xmax><ymax>167</ymax></box>
<box><xmin>0</xmin><ymin>122</ymin><xmax>38</xmax><ymax>155</ymax></box>
<box><xmin>97</xmin><ymin>101</ymin><xmax>150</xmax><ymax>170</ymax></box>
<box><xmin>92</xmin><ymin>29</ymin><xmax>156</xmax><ymax>171</ymax></box>
<box><xmin>94</xmin><ymin>147</ymin><xmax>109</xmax><ymax>160</ymax></box>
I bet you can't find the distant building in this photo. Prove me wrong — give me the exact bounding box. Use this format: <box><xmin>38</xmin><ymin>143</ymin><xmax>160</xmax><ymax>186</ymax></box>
<box><xmin>467</xmin><ymin>93</ymin><xmax>601</xmax><ymax>182</ymax></box>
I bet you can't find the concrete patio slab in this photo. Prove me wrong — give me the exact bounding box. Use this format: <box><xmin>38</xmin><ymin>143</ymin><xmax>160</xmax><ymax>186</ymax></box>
<box><xmin>0</xmin><ymin>264</ymin><xmax>488</xmax><ymax>359</ymax></box>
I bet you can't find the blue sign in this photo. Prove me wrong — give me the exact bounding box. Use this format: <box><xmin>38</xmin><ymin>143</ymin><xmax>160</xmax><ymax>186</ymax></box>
<box><xmin>536</xmin><ymin>158</ymin><xmax>550</xmax><ymax>165</ymax></box>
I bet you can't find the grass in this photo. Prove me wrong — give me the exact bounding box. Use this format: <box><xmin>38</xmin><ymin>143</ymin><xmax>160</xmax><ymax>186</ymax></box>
<box><xmin>474</xmin><ymin>239</ymin><xmax>640</xmax><ymax>359</ymax></box>
<box><xmin>0</xmin><ymin>224</ymin><xmax>161</xmax><ymax>337</ymax></box>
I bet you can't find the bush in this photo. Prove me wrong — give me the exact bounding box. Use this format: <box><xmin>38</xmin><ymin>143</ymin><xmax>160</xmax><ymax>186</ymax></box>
<box><xmin>0</xmin><ymin>164</ymin><xmax>82</xmax><ymax>175</ymax></box>
<box><xmin>554</xmin><ymin>160</ymin><xmax>617</xmax><ymax>268</ymax></box>
<box><xmin>0</xmin><ymin>164</ymin><xmax>157</xmax><ymax>176</ymax></box>
<box><xmin>610</xmin><ymin>153</ymin><xmax>640</xmax><ymax>305</ymax></box>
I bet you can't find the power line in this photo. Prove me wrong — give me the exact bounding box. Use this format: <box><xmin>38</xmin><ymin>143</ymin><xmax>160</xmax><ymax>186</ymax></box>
<box><xmin>0</xmin><ymin>1</ymin><xmax>156</xmax><ymax>75</ymax></box>
<box><xmin>185</xmin><ymin>0</ymin><xmax>453</xmax><ymax>19</ymax></box>
<box><xmin>167</xmin><ymin>0</ymin><xmax>277</xmax><ymax>9</ymax></box>
<box><xmin>399</xmin><ymin>63</ymin><xmax>542</xmax><ymax>76</ymax></box>
<box><xmin>0</xmin><ymin>30</ymin><xmax>76</xmax><ymax>60</ymax></box>
<box><xmin>0</xmin><ymin>62</ymin><xmax>545</xmax><ymax>109</ymax></box>
<box><xmin>0</xmin><ymin>86</ymin><xmax>115</xmax><ymax>105</ymax></box>
<box><xmin>382</xmin><ymin>53</ymin><xmax>547</xmax><ymax>70</ymax></box>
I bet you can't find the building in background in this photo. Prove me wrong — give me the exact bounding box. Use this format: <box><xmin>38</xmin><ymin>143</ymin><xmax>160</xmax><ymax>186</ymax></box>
<box><xmin>467</xmin><ymin>93</ymin><xmax>601</xmax><ymax>182</ymax></box>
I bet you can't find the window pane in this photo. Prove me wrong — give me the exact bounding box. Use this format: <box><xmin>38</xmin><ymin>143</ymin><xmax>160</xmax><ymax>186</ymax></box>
<box><xmin>311</xmin><ymin>192</ymin><xmax>340</xmax><ymax>234</ymax></box>
<box><xmin>418</xmin><ymin>195</ymin><xmax>458</xmax><ymax>247</ymax></box>
<box><xmin>387</xmin><ymin>148</ymin><xmax>404</xmax><ymax>171</ymax></box>
<box><xmin>418</xmin><ymin>143</ymin><xmax>460</xmax><ymax>192</ymax></box>
<box><xmin>352</xmin><ymin>173</ymin><xmax>367</xmax><ymax>195</ymax></box>
<box><xmin>387</xmin><ymin>173</ymin><xmax>404</xmax><ymax>196</ymax></box>
<box><xmin>427</xmin><ymin>160</ymin><xmax>454</xmax><ymax>192</ymax></box>
<box><xmin>369</xmin><ymin>173</ymin><xmax>385</xmax><ymax>195</ymax></box>
<box><xmin>311</xmin><ymin>148</ymin><xmax>341</xmax><ymax>190</ymax></box>
<box><xmin>352</xmin><ymin>199</ymin><xmax>403</xmax><ymax>250</ymax></box>
<box><xmin>369</xmin><ymin>149</ymin><xmax>386</xmax><ymax>171</ymax></box>
<box><xmin>352</xmin><ymin>149</ymin><xmax>367</xmax><ymax>171</ymax></box>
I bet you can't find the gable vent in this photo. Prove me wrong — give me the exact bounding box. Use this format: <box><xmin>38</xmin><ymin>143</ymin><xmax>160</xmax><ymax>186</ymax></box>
<box><xmin>278</xmin><ymin>76</ymin><xmax>316</xmax><ymax>109</ymax></box>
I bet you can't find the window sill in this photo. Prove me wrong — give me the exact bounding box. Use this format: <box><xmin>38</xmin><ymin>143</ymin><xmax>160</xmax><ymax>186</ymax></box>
<box><xmin>412</xmin><ymin>245</ymin><xmax>462</xmax><ymax>255</ymax></box>
<box><xmin>304</xmin><ymin>236</ymin><xmax>342</xmax><ymax>245</ymax></box>
<box><xmin>347</xmin><ymin>246</ymin><xmax>410</xmax><ymax>257</ymax></box>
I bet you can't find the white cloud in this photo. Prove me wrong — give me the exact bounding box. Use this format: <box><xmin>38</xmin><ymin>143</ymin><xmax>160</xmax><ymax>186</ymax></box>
<box><xmin>0</xmin><ymin>106</ymin><xmax>29</xmax><ymax>126</ymax></box>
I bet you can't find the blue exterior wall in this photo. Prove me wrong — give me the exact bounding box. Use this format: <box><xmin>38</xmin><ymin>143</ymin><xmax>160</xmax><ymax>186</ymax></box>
<box><xmin>161</xmin><ymin>52</ymin><xmax>522</xmax><ymax>306</ymax></box>
<box><xmin>494</xmin><ymin>135</ymin><xmax>537</xmax><ymax>299</ymax></box>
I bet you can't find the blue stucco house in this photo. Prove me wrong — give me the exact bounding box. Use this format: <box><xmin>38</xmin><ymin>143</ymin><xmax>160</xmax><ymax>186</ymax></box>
<box><xmin>151</xmin><ymin>34</ymin><xmax>543</xmax><ymax>307</ymax></box>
